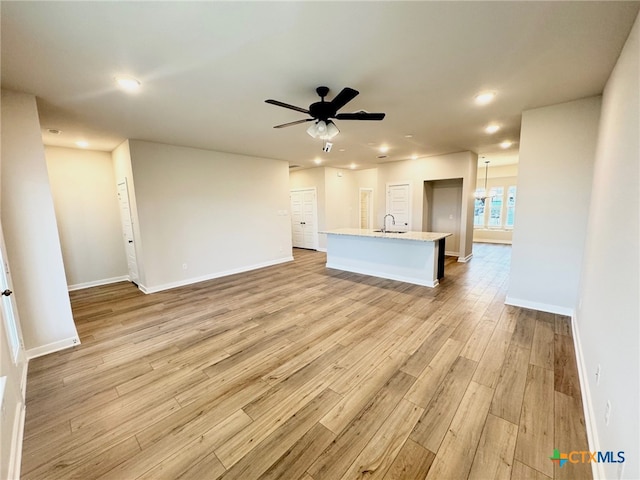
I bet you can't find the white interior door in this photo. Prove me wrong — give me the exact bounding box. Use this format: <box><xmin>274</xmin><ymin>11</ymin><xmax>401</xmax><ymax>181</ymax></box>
<box><xmin>386</xmin><ymin>183</ymin><xmax>411</xmax><ymax>231</ymax></box>
<box><xmin>0</xmin><ymin>223</ymin><xmax>27</xmax><ymax>480</ymax></box>
<box><xmin>116</xmin><ymin>179</ymin><xmax>140</xmax><ymax>285</ymax></box>
<box><xmin>290</xmin><ymin>188</ymin><xmax>318</xmax><ymax>250</ymax></box>
<box><xmin>0</xmin><ymin>229</ymin><xmax>24</xmax><ymax>367</ymax></box>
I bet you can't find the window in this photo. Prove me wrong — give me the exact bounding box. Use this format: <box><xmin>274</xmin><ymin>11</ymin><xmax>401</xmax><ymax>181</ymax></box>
<box><xmin>488</xmin><ymin>187</ymin><xmax>504</xmax><ymax>227</ymax></box>
<box><xmin>474</xmin><ymin>184</ymin><xmax>517</xmax><ymax>229</ymax></box>
<box><xmin>474</xmin><ymin>190</ymin><xmax>486</xmax><ymax>226</ymax></box>
<box><xmin>505</xmin><ymin>186</ymin><xmax>517</xmax><ymax>228</ymax></box>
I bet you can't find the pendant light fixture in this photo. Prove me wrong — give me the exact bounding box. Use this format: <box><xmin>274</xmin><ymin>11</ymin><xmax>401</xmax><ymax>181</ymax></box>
<box><xmin>475</xmin><ymin>158</ymin><xmax>494</xmax><ymax>203</ymax></box>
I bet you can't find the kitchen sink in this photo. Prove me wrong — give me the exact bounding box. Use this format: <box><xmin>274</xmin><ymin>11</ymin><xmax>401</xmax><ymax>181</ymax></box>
<box><xmin>373</xmin><ymin>230</ymin><xmax>406</xmax><ymax>234</ymax></box>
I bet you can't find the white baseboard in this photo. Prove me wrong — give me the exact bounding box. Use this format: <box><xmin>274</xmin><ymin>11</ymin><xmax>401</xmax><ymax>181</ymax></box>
<box><xmin>458</xmin><ymin>253</ymin><xmax>473</xmax><ymax>263</ymax></box>
<box><xmin>317</xmin><ymin>247</ymin><xmax>327</xmax><ymax>253</ymax></box>
<box><xmin>141</xmin><ymin>256</ymin><xmax>294</xmax><ymax>294</ymax></box>
<box><xmin>504</xmin><ymin>296</ymin><xmax>574</xmax><ymax>317</ymax></box>
<box><xmin>570</xmin><ymin>314</ymin><xmax>604</xmax><ymax>480</ymax></box>
<box><xmin>26</xmin><ymin>336</ymin><xmax>81</xmax><ymax>360</ymax></box>
<box><xmin>445</xmin><ymin>250</ymin><xmax>460</xmax><ymax>257</ymax></box>
<box><xmin>68</xmin><ymin>275</ymin><xmax>130</xmax><ymax>291</ymax></box>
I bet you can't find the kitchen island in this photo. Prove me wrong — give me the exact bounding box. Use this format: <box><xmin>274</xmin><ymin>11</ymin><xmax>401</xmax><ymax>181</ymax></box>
<box><xmin>323</xmin><ymin>228</ymin><xmax>452</xmax><ymax>287</ymax></box>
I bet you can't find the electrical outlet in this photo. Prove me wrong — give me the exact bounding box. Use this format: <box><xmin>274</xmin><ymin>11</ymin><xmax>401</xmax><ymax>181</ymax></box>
<box><xmin>605</xmin><ymin>400</ymin><xmax>612</xmax><ymax>426</ymax></box>
<box><xmin>595</xmin><ymin>364</ymin><xmax>601</xmax><ymax>385</ymax></box>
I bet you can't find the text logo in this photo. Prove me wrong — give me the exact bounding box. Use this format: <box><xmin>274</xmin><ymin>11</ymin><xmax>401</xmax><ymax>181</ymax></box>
<box><xmin>550</xmin><ymin>449</ymin><xmax>625</xmax><ymax>468</ymax></box>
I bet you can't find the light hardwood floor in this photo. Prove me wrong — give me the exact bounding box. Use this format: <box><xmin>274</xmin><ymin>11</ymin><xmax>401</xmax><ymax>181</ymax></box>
<box><xmin>21</xmin><ymin>244</ymin><xmax>591</xmax><ymax>479</ymax></box>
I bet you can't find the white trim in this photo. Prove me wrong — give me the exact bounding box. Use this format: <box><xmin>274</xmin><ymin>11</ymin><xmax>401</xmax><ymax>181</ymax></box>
<box><xmin>317</xmin><ymin>247</ymin><xmax>327</xmax><ymax>253</ymax></box>
<box><xmin>68</xmin><ymin>275</ymin><xmax>130</xmax><ymax>291</ymax></box>
<box><xmin>26</xmin><ymin>336</ymin><xmax>80</xmax><ymax>359</ymax></box>
<box><xmin>326</xmin><ymin>261</ymin><xmax>438</xmax><ymax>288</ymax></box>
<box><xmin>8</xmin><ymin>401</ymin><xmax>26</xmax><ymax>480</ymax></box>
<box><xmin>445</xmin><ymin>250</ymin><xmax>460</xmax><ymax>257</ymax></box>
<box><xmin>570</xmin><ymin>314</ymin><xmax>604</xmax><ymax>480</ymax></box>
<box><xmin>504</xmin><ymin>296</ymin><xmax>574</xmax><ymax>317</ymax></box>
<box><xmin>139</xmin><ymin>256</ymin><xmax>294</xmax><ymax>294</ymax></box>
<box><xmin>457</xmin><ymin>253</ymin><xmax>473</xmax><ymax>263</ymax></box>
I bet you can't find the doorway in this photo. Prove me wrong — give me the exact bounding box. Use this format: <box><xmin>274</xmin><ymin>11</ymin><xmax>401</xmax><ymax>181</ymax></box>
<box><xmin>424</xmin><ymin>179</ymin><xmax>463</xmax><ymax>256</ymax></box>
<box><xmin>359</xmin><ymin>188</ymin><xmax>373</xmax><ymax>229</ymax></box>
<box><xmin>290</xmin><ymin>188</ymin><xmax>319</xmax><ymax>250</ymax></box>
<box><xmin>116</xmin><ymin>178</ymin><xmax>140</xmax><ymax>285</ymax></box>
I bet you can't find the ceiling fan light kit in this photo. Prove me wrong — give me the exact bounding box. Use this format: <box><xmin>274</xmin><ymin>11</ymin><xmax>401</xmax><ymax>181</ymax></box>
<box><xmin>307</xmin><ymin>120</ymin><xmax>339</xmax><ymax>140</ymax></box>
<box><xmin>266</xmin><ymin>86</ymin><xmax>385</xmax><ymax>144</ymax></box>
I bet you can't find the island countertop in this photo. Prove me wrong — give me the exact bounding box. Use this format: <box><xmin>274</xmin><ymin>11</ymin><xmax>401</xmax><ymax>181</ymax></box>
<box><xmin>322</xmin><ymin>228</ymin><xmax>451</xmax><ymax>242</ymax></box>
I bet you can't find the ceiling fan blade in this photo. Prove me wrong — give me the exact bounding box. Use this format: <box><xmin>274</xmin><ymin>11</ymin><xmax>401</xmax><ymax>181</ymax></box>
<box><xmin>335</xmin><ymin>112</ymin><xmax>386</xmax><ymax>121</ymax></box>
<box><xmin>273</xmin><ymin>118</ymin><xmax>314</xmax><ymax>128</ymax></box>
<box><xmin>330</xmin><ymin>87</ymin><xmax>359</xmax><ymax>111</ymax></box>
<box><xmin>265</xmin><ymin>99</ymin><xmax>310</xmax><ymax>114</ymax></box>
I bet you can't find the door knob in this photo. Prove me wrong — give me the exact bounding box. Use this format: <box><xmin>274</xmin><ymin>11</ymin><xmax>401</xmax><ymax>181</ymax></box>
<box><xmin>2</xmin><ymin>289</ymin><xmax>12</xmax><ymax>297</ymax></box>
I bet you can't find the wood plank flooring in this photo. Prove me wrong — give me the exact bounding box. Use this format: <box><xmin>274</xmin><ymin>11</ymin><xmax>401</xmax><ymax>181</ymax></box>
<box><xmin>21</xmin><ymin>244</ymin><xmax>591</xmax><ymax>479</ymax></box>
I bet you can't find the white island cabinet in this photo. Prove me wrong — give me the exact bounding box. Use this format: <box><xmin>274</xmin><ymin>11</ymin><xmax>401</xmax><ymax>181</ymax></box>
<box><xmin>323</xmin><ymin>228</ymin><xmax>452</xmax><ymax>287</ymax></box>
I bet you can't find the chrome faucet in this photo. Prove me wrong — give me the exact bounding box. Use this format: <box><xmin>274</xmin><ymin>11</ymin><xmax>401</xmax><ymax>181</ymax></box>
<box><xmin>382</xmin><ymin>214</ymin><xmax>395</xmax><ymax>232</ymax></box>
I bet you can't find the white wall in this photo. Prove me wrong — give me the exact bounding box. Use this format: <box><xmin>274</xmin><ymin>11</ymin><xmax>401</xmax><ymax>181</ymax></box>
<box><xmin>46</xmin><ymin>146</ymin><xmax>128</xmax><ymax>289</ymax></box>
<box><xmin>507</xmin><ymin>96</ymin><xmax>601</xmax><ymax>314</ymax></box>
<box><xmin>128</xmin><ymin>140</ymin><xmax>292</xmax><ymax>292</ymax></box>
<box><xmin>324</xmin><ymin>167</ymin><xmax>357</xmax><ymax>231</ymax></box>
<box><xmin>576</xmin><ymin>13</ymin><xmax>639</xmax><ymax>480</ymax></box>
<box><xmin>376</xmin><ymin>151</ymin><xmax>478</xmax><ymax>261</ymax></box>
<box><xmin>0</xmin><ymin>90</ymin><xmax>79</xmax><ymax>355</ymax></box>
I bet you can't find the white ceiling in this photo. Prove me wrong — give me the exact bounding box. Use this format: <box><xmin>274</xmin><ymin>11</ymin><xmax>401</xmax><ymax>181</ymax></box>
<box><xmin>2</xmin><ymin>2</ymin><xmax>638</xmax><ymax>170</ymax></box>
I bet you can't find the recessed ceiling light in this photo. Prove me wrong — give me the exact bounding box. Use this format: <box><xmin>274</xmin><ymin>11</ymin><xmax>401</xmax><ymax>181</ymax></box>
<box><xmin>474</xmin><ymin>91</ymin><xmax>496</xmax><ymax>105</ymax></box>
<box><xmin>115</xmin><ymin>75</ymin><xmax>141</xmax><ymax>92</ymax></box>
<box><xmin>484</xmin><ymin>124</ymin><xmax>500</xmax><ymax>134</ymax></box>
<box><xmin>339</xmin><ymin>148</ymin><xmax>346</xmax><ymax>152</ymax></box>
<box><xmin>500</xmin><ymin>140</ymin><xmax>513</xmax><ymax>149</ymax></box>
<box><xmin>350</xmin><ymin>163</ymin><xmax>356</xmax><ymax>169</ymax></box>
<box><xmin>379</xmin><ymin>145</ymin><xmax>389</xmax><ymax>153</ymax></box>
<box><xmin>314</xmin><ymin>158</ymin><xmax>322</xmax><ymax>165</ymax></box>
<box><xmin>47</xmin><ymin>128</ymin><xmax>62</xmax><ymax>135</ymax></box>
<box><xmin>411</xmin><ymin>154</ymin><xmax>418</xmax><ymax>160</ymax></box>
<box><xmin>404</xmin><ymin>134</ymin><xmax>413</xmax><ymax>138</ymax></box>
<box><xmin>75</xmin><ymin>140</ymin><xmax>89</xmax><ymax>148</ymax></box>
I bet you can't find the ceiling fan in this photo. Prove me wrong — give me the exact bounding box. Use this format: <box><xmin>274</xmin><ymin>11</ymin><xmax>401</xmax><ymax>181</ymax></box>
<box><xmin>265</xmin><ymin>86</ymin><xmax>385</xmax><ymax>140</ymax></box>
